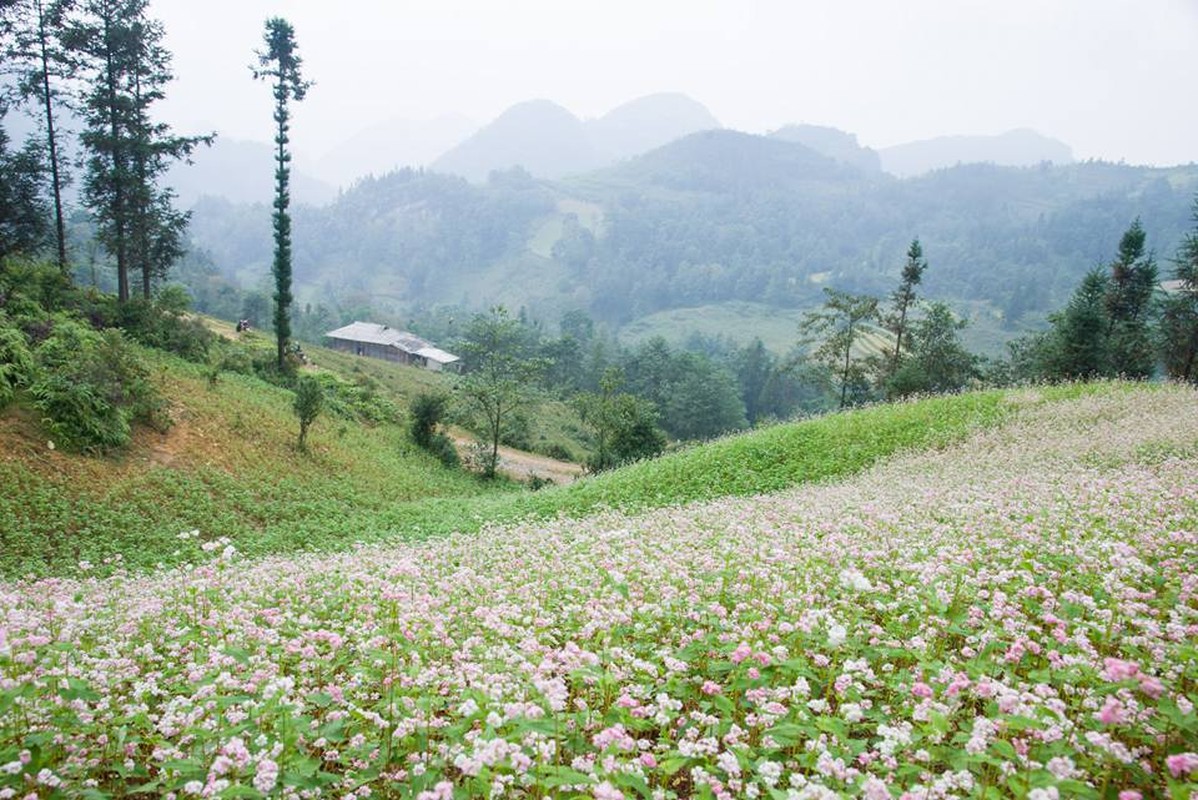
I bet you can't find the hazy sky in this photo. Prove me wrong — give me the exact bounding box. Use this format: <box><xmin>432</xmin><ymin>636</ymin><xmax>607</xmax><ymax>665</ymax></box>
<box><xmin>153</xmin><ymin>0</ymin><xmax>1198</xmax><ymax>166</ymax></box>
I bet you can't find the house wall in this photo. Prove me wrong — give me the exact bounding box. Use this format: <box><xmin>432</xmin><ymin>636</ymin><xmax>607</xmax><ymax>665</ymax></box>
<box><xmin>327</xmin><ymin>338</ymin><xmax>409</xmax><ymax>363</ymax></box>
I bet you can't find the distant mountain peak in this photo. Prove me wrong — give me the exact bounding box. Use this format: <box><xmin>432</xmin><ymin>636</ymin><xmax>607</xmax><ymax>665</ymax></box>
<box><xmin>430</xmin><ymin>93</ymin><xmax>722</xmax><ymax>183</ymax></box>
<box><xmin>879</xmin><ymin>129</ymin><xmax>1074</xmax><ymax>177</ymax></box>
<box><xmin>769</xmin><ymin>124</ymin><xmax>881</xmax><ymax>173</ymax></box>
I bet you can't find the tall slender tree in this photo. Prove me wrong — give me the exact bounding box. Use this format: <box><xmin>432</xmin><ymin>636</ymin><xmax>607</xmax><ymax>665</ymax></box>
<box><xmin>67</xmin><ymin>0</ymin><xmax>208</xmax><ymax>301</ymax></box>
<box><xmin>0</xmin><ymin>0</ymin><xmax>74</xmax><ymax>271</ymax></box>
<box><xmin>253</xmin><ymin>17</ymin><xmax>311</xmax><ymax>368</ymax></box>
<box><xmin>883</xmin><ymin>238</ymin><xmax>927</xmax><ymax>384</ymax></box>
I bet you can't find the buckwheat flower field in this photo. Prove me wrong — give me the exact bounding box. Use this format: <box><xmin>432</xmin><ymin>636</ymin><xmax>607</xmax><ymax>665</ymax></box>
<box><xmin>2</xmin><ymin>385</ymin><xmax>1196</xmax><ymax>799</ymax></box>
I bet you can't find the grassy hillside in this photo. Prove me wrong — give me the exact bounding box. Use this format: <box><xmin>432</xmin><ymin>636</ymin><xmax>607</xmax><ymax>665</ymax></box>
<box><xmin>3</xmin><ymin>381</ymin><xmax>1195</xmax><ymax>797</ymax></box>
<box><xmin>1</xmin><ymin>349</ymin><xmax>1107</xmax><ymax>579</ymax></box>
<box><xmin>0</xmin><ymin>346</ymin><xmax>517</xmax><ymax>578</ymax></box>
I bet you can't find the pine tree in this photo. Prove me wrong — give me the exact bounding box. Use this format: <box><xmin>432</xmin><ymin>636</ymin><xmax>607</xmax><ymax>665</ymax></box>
<box><xmin>67</xmin><ymin>0</ymin><xmax>209</xmax><ymax>301</ymax></box>
<box><xmin>884</xmin><ymin>238</ymin><xmax>927</xmax><ymax>384</ymax></box>
<box><xmin>1048</xmin><ymin>268</ymin><xmax>1111</xmax><ymax>380</ymax></box>
<box><xmin>1160</xmin><ymin>196</ymin><xmax>1198</xmax><ymax>382</ymax></box>
<box><xmin>0</xmin><ymin>117</ymin><xmax>50</xmax><ymax>259</ymax></box>
<box><xmin>253</xmin><ymin>17</ymin><xmax>311</xmax><ymax>369</ymax></box>
<box><xmin>1104</xmin><ymin>219</ymin><xmax>1157</xmax><ymax>377</ymax></box>
<box><xmin>0</xmin><ymin>0</ymin><xmax>73</xmax><ymax>271</ymax></box>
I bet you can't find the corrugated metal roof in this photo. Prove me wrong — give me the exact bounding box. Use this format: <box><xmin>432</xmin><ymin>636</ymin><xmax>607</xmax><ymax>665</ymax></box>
<box><xmin>325</xmin><ymin>321</ymin><xmax>407</xmax><ymax>347</ymax></box>
<box><xmin>416</xmin><ymin>346</ymin><xmax>460</xmax><ymax>364</ymax></box>
<box><xmin>326</xmin><ymin>322</ymin><xmax>459</xmax><ymax>362</ymax></box>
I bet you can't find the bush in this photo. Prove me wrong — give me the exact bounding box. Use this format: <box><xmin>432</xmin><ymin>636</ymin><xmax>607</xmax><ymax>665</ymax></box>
<box><xmin>0</xmin><ymin>317</ymin><xmax>33</xmax><ymax>409</ymax></box>
<box><xmin>293</xmin><ymin>374</ymin><xmax>324</xmax><ymax>450</ymax></box>
<box><xmin>409</xmin><ymin>392</ymin><xmax>450</xmax><ymax>448</ymax></box>
<box><xmin>409</xmin><ymin>392</ymin><xmax>458</xmax><ymax>467</ymax></box>
<box><xmin>426</xmin><ymin>431</ymin><xmax>460</xmax><ymax>468</ymax></box>
<box><xmin>27</xmin><ymin>319</ymin><xmax>168</xmax><ymax>452</ymax></box>
<box><xmin>114</xmin><ymin>290</ymin><xmax>215</xmax><ymax>363</ymax></box>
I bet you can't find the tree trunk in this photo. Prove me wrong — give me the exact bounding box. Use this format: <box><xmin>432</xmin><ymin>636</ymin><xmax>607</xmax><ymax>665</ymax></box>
<box><xmin>36</xmin><ymin>0</ymin><xmax>68</xmax><ymax>273</ymax></box>
<box><xmin>102</xmin><ymin>14</ymin><xmax>129</xmax><ymax>302</ymax></box>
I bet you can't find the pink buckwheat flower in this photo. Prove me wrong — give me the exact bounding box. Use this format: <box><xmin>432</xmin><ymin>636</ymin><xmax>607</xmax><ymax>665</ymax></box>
<box><xmin>1103</xmin><ymin>658</ymin><xmax>1141</xmax><ymax>682</ymax></box>
<box><xmin>912</xmin><ymin>682</ymin><xmax>933</xmax><ymax>699</ymax></box>
<box><xmin>1097</xmin><ymin>697</ymin><xmax>1127</xmax><ymax>726</ymax></box>
<box><xmin>1166</xmin><ymin>752</ymin><xmax>1198</xmax><ymax>779</ymax></box>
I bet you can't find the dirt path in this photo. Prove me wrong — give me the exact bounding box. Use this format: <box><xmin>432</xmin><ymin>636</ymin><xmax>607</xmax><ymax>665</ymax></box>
<box><xmin>451</xmin><ymin>435</ymin><xmax>586</xmax><ymax>486</ymax></box>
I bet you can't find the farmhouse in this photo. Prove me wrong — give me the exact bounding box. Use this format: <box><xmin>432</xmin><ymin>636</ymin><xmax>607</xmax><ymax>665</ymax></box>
<box><xmin>324</xmin><ymin>321</ymin><xmax>461</xmax><ymax>372</ymax></box>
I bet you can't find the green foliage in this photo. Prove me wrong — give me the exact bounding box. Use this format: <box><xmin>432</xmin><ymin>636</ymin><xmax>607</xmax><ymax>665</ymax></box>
<box><xmin>1160</xmin><ymin>196</ymin><xmax>1198</xmax><ymax>381</ymax></box>
<box><xmin>292</xmin><ymin>374</ymin><xmax>323</xmax><ymax>450</ymax></box>
<box><xmin>573</xmin><ymin>368</ymin><xmax>666</xmax><ymax>471</ymax></box>
<box><xmin>459</xmin><ymin>307</ymin><xmax>543</xmax><ymax>478</ymax></box>
<box><xmin>624</xmin><ymin>337</ymin><xmax>748</xmax><ymax>440</ymax></box>
<box><xmin>253</xmin><ymin>16</ymin><xmax>311</xmax><ymax>368</ymax></box>
<box><xmin>0</xmin><ymin>317</ymin><xmax>34</xmax><ymax>408</ymax></box>
<box><xmin>409</xmin><ymin>391</ymin><xmax>458</xmax><ymax>467</ymax></box>
<box><xmin>113</xmin><ymin>292</ymin><xmax>215</xmax><ymax>363</ymax></box>
<box><xmin>799</xmin><ymin>288</ymin><xmax>881</xmax><ymax>409</ymax></box>
<box><xmin>26</xmin><ymin>319</ymin><xmax>166</xmax><ymax>452</ymax></box>
<box><xmin>0</xmin><ymin>122</ymin><xmax>50</xmax><ymax>261</ymax></box>
<box><xmin>885</xmin><ymin>302</ymin><xmax>978</xmax><ymax>397</ymax></box>
<box><xmin>882</xmin><ymin>238</ymin><xmax>928</xmax><ymax>391</ymax></box>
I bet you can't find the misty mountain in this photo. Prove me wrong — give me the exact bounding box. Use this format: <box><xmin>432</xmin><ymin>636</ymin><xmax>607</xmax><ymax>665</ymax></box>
<box><xmin>769</xmin><ymin>124</ymin><xmax>882</xmax><ymax>173</ymax></box>
<box><xmin>598</xmin><ymin>129</ymin><xmax>867</xmax><ymax>194</ymax></box>
<box><xmin>186</xmin><ymin>129</ymin><xmax>1196</xmax><ymax>341</ymax></box>
<box><xmin>878</xmin><ymin>128</ymin><xmax>1074</xmax><ymax>177</ymax></box>
<box><xmin>311</xmin><ymin>114</ymin><xmax>478</xmax><ymax>189</ymax></box>
<box><xmin>431</xmin><ymin>93</ymin><xmax>721</xmax><ymax>182</ymax></box>
<box><xmin>586</xmin><ymin>92</ymin><xmax>721</xmax><ymax>162</ymax></box>
<box><xmin>431</xmin><ymin>99</ymin><xmax>604</xmax><ymax>183</ymax></box>
<box><xmin>166</xmin><ymin>138</ymin><xmax>336</xmax><ymax>207</ymax></box>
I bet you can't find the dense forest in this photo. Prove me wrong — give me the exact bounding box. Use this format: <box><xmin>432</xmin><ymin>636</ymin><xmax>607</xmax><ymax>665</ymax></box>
<box><xmin>179</xmin><ymin>130</ymin><xmax>1198</xmax><ymax>338</ymax></box>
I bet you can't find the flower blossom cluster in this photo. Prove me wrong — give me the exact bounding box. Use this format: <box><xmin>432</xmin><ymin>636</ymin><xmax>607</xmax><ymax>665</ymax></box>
<box><xmin>0</xmin><ymin>384</ymin><xmax>1196</xmax><ymax>797</ymax></box>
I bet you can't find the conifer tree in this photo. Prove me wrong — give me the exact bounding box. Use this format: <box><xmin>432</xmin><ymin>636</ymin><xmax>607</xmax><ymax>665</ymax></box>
<box><xmin>0</xmin><ymin>117</ymin><xmax>50</xmax><ymax>259</ymax></box>
<box><xmin>884</xmin><ymin>238</ymin><xmax>927</xmax><ymax>383</ymax></box>
<box><xmin>1104</xmin><ymin>219</ymin><xmax>1157</xmax><ymax>377</ymax></box>
<box><xmin>253</xmin><ymin>17</ymin><xmax>311</xmax><ymax>369</ymax></box>
<box><xmin>1160</xmin><ymin>197</ymin><xmax>1198</xmax><ymax>382</ymax></box>
<box><xmin>0</xmin><ymin>0</ymin><xmax>73</xmax><ymax>271</ymax></box>
<box><xmin>1047</xmin><ymin>268</ymin><xmax>1111</xmax><ymax>380</ymax></box>
<box><xmin>67</xmin><ymin>0</ymin><xmax>209</xmax><ymax>301</ymax></box>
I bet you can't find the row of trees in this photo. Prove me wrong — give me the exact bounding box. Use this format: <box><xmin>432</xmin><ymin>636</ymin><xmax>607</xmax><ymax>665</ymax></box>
<box><xmin>2</xmin><ymin>3</ymin><xmax>311</xmax><ymax>370</ymax></box>
<box><xmin>1011</xmin><ymin>205</ymin><xmax>1198</xmax><ymax>383</ymax></box>
<box><xmin>0</xmin><ymin>0</ymin><xmax>212</xmax><ymax>300</ymax></box>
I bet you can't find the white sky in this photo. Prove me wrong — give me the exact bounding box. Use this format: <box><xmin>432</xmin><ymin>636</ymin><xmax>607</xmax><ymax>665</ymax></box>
<box><xmin>153</xmin><ymin>0</ymin><xmax>1198</xmax><ymax>166</ymax></box>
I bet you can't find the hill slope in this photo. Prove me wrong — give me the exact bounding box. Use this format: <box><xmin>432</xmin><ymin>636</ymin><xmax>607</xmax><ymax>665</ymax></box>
<box><xmin>2</xmin><ymin>381</ymin><xmax>1195</xmax><ymax>796</ymax></box>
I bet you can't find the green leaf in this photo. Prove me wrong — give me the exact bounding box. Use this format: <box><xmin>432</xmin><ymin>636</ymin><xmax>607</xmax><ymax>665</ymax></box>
<box><xmin>992</xmin><ymin>739</ymin><xmax>1017</xmax><ymax>760</ymax></box>
<box><xmin>613</xmin><ymin>772</ymin><xmax>652</xmax><ymax>799</ymax></box>
<box><xmin>537</xmin><ymin>767</ymin><xmax>592</xmax><ymax>788</ymax></box>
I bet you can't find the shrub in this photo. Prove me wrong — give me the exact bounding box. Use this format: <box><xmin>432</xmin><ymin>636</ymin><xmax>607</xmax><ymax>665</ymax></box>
<box><xmin>27</xmin><ymin>319</ymin><xmax>167</xmax><ymax>452</ymax></box>
<box><xmin>0</xmin><ymin>317</ymin><xmax>33</xmax><ymax>408</ymax></box>
<box><xmin>409</xmin><ymin>392</ymin><xmax>458</xmax><ymax>467</ymax></box>
<box><xmin>409</xmin><ymin>392</ymin><xmax>450</xmax><ymax>448</ymax></box>
<box><xmin>427</xmin><ymin>431</ymin><xmax>460</xmax><ymax>468</ymax></box>
<box><xmin>114</xmin><ymin>291</ymin><xmax>215</xmax><ymax>363</ymax></box>
<box><xmin>293</xmin><ymin>374</ymin><xmax>324</xmax><ymax>450</ymax></box>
